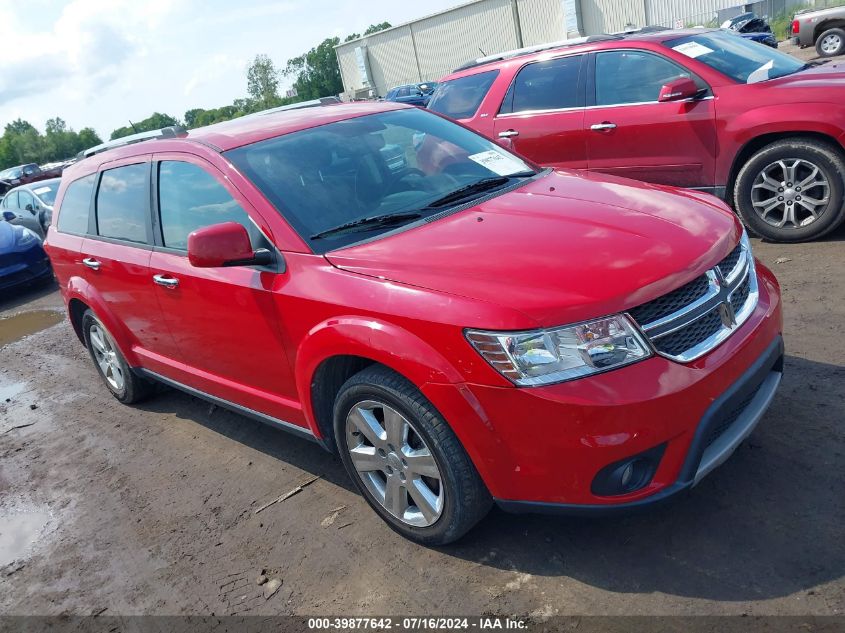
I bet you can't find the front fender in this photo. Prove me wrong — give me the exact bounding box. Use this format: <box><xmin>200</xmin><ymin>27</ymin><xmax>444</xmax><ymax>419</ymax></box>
<box><xmin>719</xmin><ymin>103</ymin><xmax>845</xmax><ymax>183</ymax></box>
<box><xmin>294</xmin><ymin>316</ymin><xmax>518</xmax><ymax>488</ymax></box>
<box><xmin>295</xmin><ymin>316</ymin><xmax>466</xmax><ymax>432</ymax></box>
<box><xmin>64</xmin><ymin>275</ymin><xmax>141</xmax><ymax>366</ymax></box>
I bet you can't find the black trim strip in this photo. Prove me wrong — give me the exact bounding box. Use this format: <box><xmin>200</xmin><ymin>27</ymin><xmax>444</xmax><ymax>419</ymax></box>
<box><xmin>135</xmin><ymin>368</ymin><xmax>327</xmax><ymax>449</ymax></box>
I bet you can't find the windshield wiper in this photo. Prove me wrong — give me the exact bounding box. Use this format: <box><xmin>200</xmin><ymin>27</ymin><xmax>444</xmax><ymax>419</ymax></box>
<box><xmin>422</xmin><ymin>172</ymin><xmax>534</xmax><ymax>209</ymax></box>
<box><xmin>310</xmin><ymin>211</ymin><xmax>423</xmax><ymax>240</ymax></box>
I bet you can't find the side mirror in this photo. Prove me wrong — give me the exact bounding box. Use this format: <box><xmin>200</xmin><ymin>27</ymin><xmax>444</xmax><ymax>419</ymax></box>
<box><xmin>187</xmin><ymin>222</ymin><xmax>272</xmax><ymax>268</ymax></box>
<box><xmin>25</xmin><ymin>203</ymin><xmax>34</xmax><ymax>213</ymax></box>
<box><xmin>658</xmin><ymin>77</ymin><xmax>699</xmax><ymax>102</ymax></box>
<box><xmin>2</xmin><ymin>211</ymin><xmax>16</xmax><ymax>221</ymax></box>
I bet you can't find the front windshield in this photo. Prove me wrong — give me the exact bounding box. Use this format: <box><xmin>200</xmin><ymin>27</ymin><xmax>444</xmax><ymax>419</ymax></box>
<box><xmin>32</xmin><ymin>182</ymin><xmax>59</xmax><ymax>205</ymax></box>
<box><xmin>226</xmin><ymin>108</ymin><xmax>536</xmax><ymax>252</ymax></box>
<box><xmin>666</xmin><ymin>31</ymin><xmax>804</xmax><ymax>83</ymax></box>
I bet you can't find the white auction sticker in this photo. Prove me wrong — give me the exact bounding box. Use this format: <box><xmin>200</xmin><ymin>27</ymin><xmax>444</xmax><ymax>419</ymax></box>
<box><xmin>672</xmin><ymin>41</ymin><xmax>713</xmax><ymax>58</ymax></box>
<box><xmin>33</xmin><ymin>186</ymin><xmax>52</xmax><ymax>195</ymax></box>
<box><xmin>467</xmin><ymin>150</ymin><xmax>526</xmax><ymax>176</ymax></box>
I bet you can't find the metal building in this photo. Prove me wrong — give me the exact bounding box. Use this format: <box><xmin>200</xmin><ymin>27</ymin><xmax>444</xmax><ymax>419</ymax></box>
<box><xmin>335</xmin><ymin>0</ymin><xmax>806</xmax><ymax>99</ymax></box>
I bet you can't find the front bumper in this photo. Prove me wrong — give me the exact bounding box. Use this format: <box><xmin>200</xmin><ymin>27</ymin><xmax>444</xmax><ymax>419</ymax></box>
<box><xmin>421</xmin><ymin>263</ymin><xmax>783</xmax><ymax>510</ymax></box>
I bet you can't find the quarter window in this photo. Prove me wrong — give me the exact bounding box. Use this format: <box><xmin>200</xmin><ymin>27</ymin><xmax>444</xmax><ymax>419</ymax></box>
<box><xmin>56</xmin><ymin>174</ymin><xmax>96</xmax><ymax>235</ymax></box>
<box><xmin>427</xmin><ymin>70</ymin><xmax>499</xmax><ymax>120</ymax></box>
<box><xmin>505</xmin><ymin>55</ymin><xmax>583</xmax><ymax>113</ymax></box>
<box><xmin>157</xmin><ymin>161</ymin><xmax>252</xmax><ymax>250</ymax></box>
<box><xmin>595</xmin><ymin>51</ymin><xmax>692</xmax><ymax>106</ymax></box>
<box><xmin>2</xmin><ymin>191</ymin><xmax>17</xmax><ymax>208</ymax></box>
<box><xmin>95</xmin><ymin>163</ymin><xmax>149</xmax><ymax>243</ymax></box>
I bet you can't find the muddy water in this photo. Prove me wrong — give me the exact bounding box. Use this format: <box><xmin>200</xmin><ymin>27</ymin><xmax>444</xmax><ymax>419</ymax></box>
<box><xmin>0</xmin><ymin>310</ymin><xmax>64</xmax><ymax>347</ymax></box>
<box><xmin>0</xmin><ymin>507</ymin><xmax>51</xmax><ymax>567</ymax></box>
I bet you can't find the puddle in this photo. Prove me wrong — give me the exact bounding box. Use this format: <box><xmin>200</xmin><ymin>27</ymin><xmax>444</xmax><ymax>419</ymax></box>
<box><xmin>0</xmin><ymin>310</ymin><xmax>65</xmax><ymax>347</ymax></box>
<box><xmin>0</xmin><ymin>505</ymin><xmax>51</xmax><ymax>567</ymax></box>
<box><xmin>0</xmin><ymin>381</ymin><xmax>26</xmax><ymax>402</ymax></box>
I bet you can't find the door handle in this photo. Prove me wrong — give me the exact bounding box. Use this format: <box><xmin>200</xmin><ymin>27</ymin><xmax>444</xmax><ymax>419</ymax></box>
<box><xmin>498</xmin><ymin>129</ymin><xmax>519</xmax><ymax>138</ymax></box>
<box><xmin>153</xmin><ymin>274</ymin><xmax>179</xmax><ymax>289</ymax></box>
<box><xmin>590</xmin><ymin>122</ymin><xmax>617</xmax><ymax>132</ymax></box>
<box><xmin>82</xmin><ymin>257</ymin><xmax>101</xmax><ymax>271</ymax></box>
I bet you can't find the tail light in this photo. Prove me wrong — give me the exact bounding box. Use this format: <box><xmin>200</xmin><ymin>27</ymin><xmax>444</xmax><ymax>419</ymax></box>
<box><xmin>792</xmin><ymin>19</ymin><xmax>800</xmax><ymax>34</ymax></box>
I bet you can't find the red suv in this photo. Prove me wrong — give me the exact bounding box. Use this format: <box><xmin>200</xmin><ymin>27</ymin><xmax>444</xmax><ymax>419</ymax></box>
<box><xmin>45</xmin><ymin>103</ymin><xmax>783</xmax><ymax>544</ymax></box>
<box><xmin>429</xmin><ymin>28</ymin><xmax>845</xmax><ymax>242</ymax></box>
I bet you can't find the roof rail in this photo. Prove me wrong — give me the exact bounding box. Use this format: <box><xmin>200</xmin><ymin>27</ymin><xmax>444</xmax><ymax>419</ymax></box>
<box><xmin>453</xmin><ymin>34</ymin><xmax>623</xmax><ymax>72</ymax></box>
<box><xmin>77</xmin><ymin>125</ymin><xmax>188</xmax><ymax>159</ymax></box>
<box><xmin>249</xmin><ymin>96</ymin><xmax>342</xmax><ymax>118</ymax></box>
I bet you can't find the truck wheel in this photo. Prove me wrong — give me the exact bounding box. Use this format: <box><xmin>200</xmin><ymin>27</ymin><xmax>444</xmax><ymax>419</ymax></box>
<box><xmin>734</xmin><ymin>139</ymin><xmax>845</xmax><ymax>242</ymax></box>
<box><xmin>333</xmin><ymin>365</ymin><xmax>491</xmax><ymax>545</ymax></box>
<box><xmin>816</xmin><ymin>28</ymin><xmax>845</xmax><ymax>57</ymax></box>
<box><xmin>82</xmin><ymin>310</ymin><xmax>153</xmax><ymax>404</ymax></box>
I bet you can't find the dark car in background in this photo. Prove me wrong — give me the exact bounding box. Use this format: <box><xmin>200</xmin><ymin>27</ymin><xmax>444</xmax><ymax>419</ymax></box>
<box><xmin>384</xmin><ymin>82</ymin><xmax>438</xmax><ymax>107</ymax></box>
<box><xmin>721</xmin><ymin>13</ymin><xmax>778</xmax><ymax>48</ymax></box>
<box><xmin>1</xmin><ymin>178</ymin><xmax>61</xmax><ymax>235</ymax></box>
<box><xmin>0</xmin><ymin>214</ymin><xmax>52</xmax><ymax>292</ymax></box>
<box><xmin>0</xmin><ymin>163</ymin><xmax>52</xmax><ymax>195</ymax></box>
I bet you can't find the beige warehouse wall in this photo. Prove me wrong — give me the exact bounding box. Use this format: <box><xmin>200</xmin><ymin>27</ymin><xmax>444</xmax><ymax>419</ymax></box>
<box><xmin>336</xmin><ymin>0</ymin><xmax>569</xmax><ymax>98</ymax></box>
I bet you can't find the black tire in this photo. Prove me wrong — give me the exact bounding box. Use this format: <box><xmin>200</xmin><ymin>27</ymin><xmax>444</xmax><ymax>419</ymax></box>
<box><xmin>815</xmin><ymin>27</ymin><xmax>845</xmax><ymax>57</ymax></box>
<box><xmin>82</xmin><ymin>309</ymin><xmax>153</xmax><ymax>404</ymax></box>
<box><xmin>333</xmin><ymin>365</ymin><xmax>491</xmax><ymax>545</ymax></box>
<box><xmin>733</xmin><ymin>138</ymin><xmax>845</xmax><ymax>242</ymax></box>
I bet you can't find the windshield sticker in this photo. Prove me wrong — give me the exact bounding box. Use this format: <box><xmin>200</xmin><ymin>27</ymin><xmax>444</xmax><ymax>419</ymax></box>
<box><xmin>33</xmin><ymin>186</ymin><xmax>52</xmax><ymax>195</ymax></box>
<box><xmin>672</xmin><ymin>41</ymin><xmax>714</xmax><ymax>58</ymax></box>
<box><xmin>747</xmin><ymin>59</ymin><xmax>774</xmax><ymax>84</ymax></box>
<box><xmin>467</xmin><ymin>150</ymin><xmax>525</xmax><ymax>176</ymax></box>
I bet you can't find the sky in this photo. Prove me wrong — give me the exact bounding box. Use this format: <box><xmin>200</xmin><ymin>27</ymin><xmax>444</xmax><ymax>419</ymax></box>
<box><xmin>0</xmin><ymin>0</ymin><xmax>461</xmax><ymax>139</ymax></box>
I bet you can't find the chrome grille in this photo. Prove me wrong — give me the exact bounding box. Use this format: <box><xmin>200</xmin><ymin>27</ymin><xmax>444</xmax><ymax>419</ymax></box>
<box><xmin>627</xmin><ymin>236</ymin><xmax>759</xmax><ymax>362</ymax></box>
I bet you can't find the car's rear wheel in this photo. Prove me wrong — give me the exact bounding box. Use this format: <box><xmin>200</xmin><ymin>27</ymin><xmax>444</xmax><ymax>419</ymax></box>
<box><xmin>82</xmin><ymin>309</ymin><xmax>153</xmax><ymax>404</ymax></box>
<box><xmin>333</xmin><ymin>365</ymin><xmax>491</xmax><ymax>545</ymax></box>
<box><xmin>816</xmin><ymin>28</ymin><xmax>845</xmax><ymax>57</ymax></box>
<box><xmin>734</xmin><ymin>139</ymin><xmax>845</xmax><ymax>242</ymax></box>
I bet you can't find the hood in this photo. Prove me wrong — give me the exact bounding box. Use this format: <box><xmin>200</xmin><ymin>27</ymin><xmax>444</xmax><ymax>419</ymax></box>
<box><xmin>325</xmin><ymin>170</ymin><xmax>741</xmax><ymax>328</ymax></box>
<box><xmin>0</xmin><ymin>220</ymin><xmax>17</xmax><ymax>252</ymax></box>
<box><xmin>766</xmin><ymin>62</ymin><xmax>845</xmax><ymax>90</ymax></box>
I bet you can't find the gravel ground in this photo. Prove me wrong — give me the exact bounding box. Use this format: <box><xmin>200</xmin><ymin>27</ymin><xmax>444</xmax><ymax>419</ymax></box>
<box><xmin>0</xmin><ymin>229</ymin><xmax>843</xmax><ymax>618</ymax></box>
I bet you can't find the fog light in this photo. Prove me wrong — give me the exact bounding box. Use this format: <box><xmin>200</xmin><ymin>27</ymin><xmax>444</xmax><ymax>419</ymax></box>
<box><xmin>620</xmin><ymin>462</ymin><xmax>635</xmax><ymax>489</ymax></box>
<box><xmin>590</xmin><ymin>443</ymin><xmax>667</xmax><ymax>497</ymax></box>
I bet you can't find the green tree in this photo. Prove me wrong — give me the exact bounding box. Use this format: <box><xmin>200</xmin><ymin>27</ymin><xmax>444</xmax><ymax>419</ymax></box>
<box><xmin>246</xmin><ymin>54</ymin><xmax>281</xmax><ymax>109</ymax></box>
<box><xmin>284</xmin><ymin>37</ymin><xmax>343</xmax><ymax>100</ymax></box>
<box><xmin>110</xmin><ymin>112</ymin><xmax>179</xmax><ymax>140</ymax></box>
<box><xmin>364</xmin><ymin>22</ymin><xmax>391</xmax><ymax>35</ymax></box>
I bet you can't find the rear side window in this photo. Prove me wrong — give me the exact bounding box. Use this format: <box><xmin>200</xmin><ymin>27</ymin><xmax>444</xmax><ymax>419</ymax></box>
<box><xmin>96</xmin><ymin>163</ymin><xmax>149</xmax><ymax>244</ymax></box>
<box><xmin>157</xmin><ymin>161</ymin><xmax>252</xmax><ymax>250</ymax></box>
<box><xmin>2</xmin><ymin>191</ymin><xmax>17</xmax><ymax>208</ymax></box>
<box><xmin>56</xmin><ymin>174</ymin><xmax>96</xmax><ymax>235</ymax></box>
<box><xmin>504</xmin><ymin>55</ymin><xmax>583</xmax><ymax>114</ymax></box>
<box><xmin>427</xmin><ymin>70</ymin><xmax>499</xmax><ymax>119</ymax></box>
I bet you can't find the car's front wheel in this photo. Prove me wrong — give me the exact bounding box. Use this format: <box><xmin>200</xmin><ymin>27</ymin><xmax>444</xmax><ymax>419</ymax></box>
<box><xmin>734</xmin><ymin>139</ymin><xmax>845</xmax><ymax>242</ymax></box>
<box><xmin>82</xmin><ymin>309</ymin><xmax>153</xmax><ymax>404</ymax></box>
<box><xmin>816</xmin><ymin>28</ymin><xmax>845</xmax><ymax>57</ymax></box>
<box><xmin>333</xmin><ymin>365</ymin><xmax>491</xmax><ymax>545</ymax></box>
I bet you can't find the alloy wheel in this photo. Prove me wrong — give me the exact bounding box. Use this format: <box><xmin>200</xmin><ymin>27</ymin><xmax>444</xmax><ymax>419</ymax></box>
<box><xmin>345</xmin><ymin>400</ymin><xmax>444</xmax><ymax>527</ymax></box>
<box><xmin>750</xmin><ymin>158</ymin><xmax>830</xmax><ymax>229</ymax></box>
<box><xmin>821</xmin><ymin>33</ymin><xmax>842</xmax><ymax>55</ymax></box>
<box><xmin>89</xmin><ymin>323</ymin><xmax>125</xmax><ymax>391</ymax></box>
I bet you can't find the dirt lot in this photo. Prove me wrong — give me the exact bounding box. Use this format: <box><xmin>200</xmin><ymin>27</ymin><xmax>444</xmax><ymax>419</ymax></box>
<box><xmin>0</xmin><ymin>227</ymin><xmax>843</xmax><ymax>618</ymax></box>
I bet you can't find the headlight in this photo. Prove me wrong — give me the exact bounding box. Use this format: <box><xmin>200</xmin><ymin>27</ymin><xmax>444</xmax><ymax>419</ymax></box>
<box><xmin>466</xmin><ymin>314</ymin><xmax>652</xmax><ymax>386</ymax></box>
<box><xmin>13</xmin><ymin>226</ymin><xmax>39</xmax><ymax>251</ymax></box>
